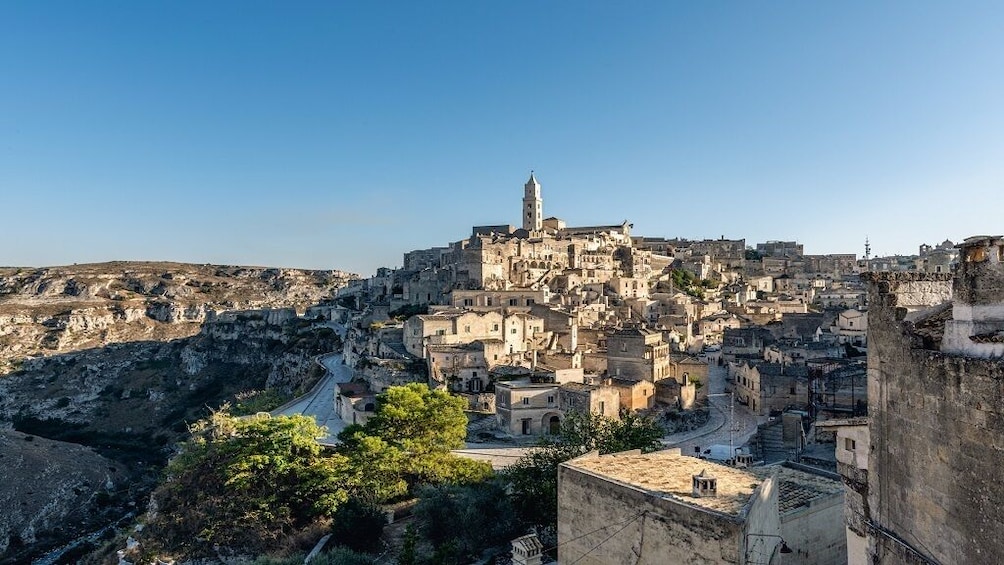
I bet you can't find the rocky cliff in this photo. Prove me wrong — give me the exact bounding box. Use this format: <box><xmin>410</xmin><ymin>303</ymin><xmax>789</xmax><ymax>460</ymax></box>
<box><xmin>0</xmin><ymin>261</ymin><xmax>354</xmax><ymax>373</ymax></box>
<box><xmin>0</xmin><ymin>262</ymin><xmax>355</xmax><ymax>563</ymax></box>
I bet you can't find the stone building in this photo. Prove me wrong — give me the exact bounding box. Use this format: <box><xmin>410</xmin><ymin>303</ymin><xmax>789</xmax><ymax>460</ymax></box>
<box><xmin>757</xmin><ymin>240</ymin><xmax>804</xmax><ymax>258</ymax></box>
<box><xmin>608</xmin><ymin>276</ymin><xmax>649</xmax><ymax>300</ymax></box>
<box><xmin>774</xmin><ymin>465</ymin><xmax>847</xmax><ymax>565</ymax></box>
<box><xmin>559</xmin><ymin>382</ymin><xmax>621</xmax><ymax>420</ymax></box>
<box><xmin>522</xmin><ymin>172</ymin><xmax>543</xmax><ymax>231</ymax></box>
<box><xmin>846</xmin><ymin>235</ymin><xmax>1004</xmax><ymax>564</ymax></box>
<box><xmin>732</xmin><ymin>361</ymin><xmax>809</xmax><ymax>416</ymax></box>
<box><xmin>404</xmin><ymin>309</ymin><xmax>544</xmax><ymax>359</ymax></box>
<box><xmin>814</xmin><ymin>417</ymin><xmax>869</xmax><ymax>564</ymax></box>
<box><xmin>605</xmin><ymin>376</ymin><xmax>656</xmax><ymax>411</ymax></box>
<box><xmin>668</xmin><ymin>354</ymin><xmax>709</xmax><ymax>396</ymax></box>
<box><xmin>495</xmin><ymin>381</ymin><xmax>563</xmax><ymax>436</ymax></box>
<box><xmin>557</xmin><ymin>449</ymin><xmax>783</xmax><ymax>564</ymax></box>
<box><xmin>403</xmin><ymin>310</ymin><xmax>504</xmax><ymax>357</ymax></box>
<box><xmin>830</xmin><ymin>309</ymin><xmax>867</xmax><ymax>346</ymax></box>
<box><xmin>722</xmin><ymin>327</ymin><xmax>775</xmax><ymax>363</ymax></box>
<box><xmin>334</xmin><ymin>381</ymin><xmax>376</xmax><ymax>426</ymax></box>
<box><xmin>426</xmin><ymin>340</ymin><xmax>502</xmax><ymax>393</ymax></box>
<box><xmin>605</xmin><ymin>326</ymin><xmax>671</xmax><ymax>381</ymax></box>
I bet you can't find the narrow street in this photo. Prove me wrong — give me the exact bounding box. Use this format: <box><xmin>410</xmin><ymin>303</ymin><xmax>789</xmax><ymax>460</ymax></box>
<box><xmin>272</xmin><ymin>323</ymin><xmax>352</xmax><ymax>445</ymax></box>
<box><xmin>662</xmin><ymin>361</ymin><xmax>761</xmax><ymax>456</ymax></box>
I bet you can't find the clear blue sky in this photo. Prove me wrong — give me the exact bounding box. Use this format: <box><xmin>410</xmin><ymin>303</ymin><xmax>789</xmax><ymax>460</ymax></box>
<box><xmin>2</xmin><ymin>2</ymin><xmax>1002</xmax><ymax>275</ymax></box>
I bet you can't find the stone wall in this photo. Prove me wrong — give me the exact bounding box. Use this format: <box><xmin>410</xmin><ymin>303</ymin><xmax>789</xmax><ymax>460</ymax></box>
<box><xmin>866</xmin><ymin>272</ymin><xmax>1004</xmax><ymax>564</ymax></box>
<box><xmin>557</xmin><ymin>464</ymin><xmax>749</xmax><ymax>564</ymax></box>
<box><xmin>780</xmin><ymin>489</ymin><xmax>845</xmax><ymax>565</ymax></box>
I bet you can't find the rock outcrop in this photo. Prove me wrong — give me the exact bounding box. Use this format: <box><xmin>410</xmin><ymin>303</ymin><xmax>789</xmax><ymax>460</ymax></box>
<box><xmin>0</xmin><ymin>261</ymin><xmax>355</xmax><ymax>373</ymax></box>
<box><xmin>0</xmin><ymin>430</ymin><xmax>123</xmax><ymax>562</ymax></box>
<box><xmin>0</xmin><ymin>261</ymin><xmax>355</xmax><ymax>562</ymax></box>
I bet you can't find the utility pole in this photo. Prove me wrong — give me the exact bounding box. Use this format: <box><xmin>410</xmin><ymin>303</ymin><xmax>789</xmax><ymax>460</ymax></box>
<box><xmin>707</xmin><ymin>391</ymin><xmax>737</xmax><ymax>464</ymax></box>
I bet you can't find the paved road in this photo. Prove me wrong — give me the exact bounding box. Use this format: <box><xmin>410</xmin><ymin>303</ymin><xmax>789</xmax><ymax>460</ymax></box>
<box><xmin>662</xmin><ymin>362</ymin><xmax>761</xmax><ymax>455</ymax></box>
<box><xmin>273</xmin><ymin>323</ymin><xmax>352</xmax><ymax>445</ymax></box>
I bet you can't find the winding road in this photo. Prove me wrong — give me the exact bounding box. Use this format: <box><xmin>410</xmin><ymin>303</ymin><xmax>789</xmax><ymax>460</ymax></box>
<box><xmin>272</xmin><ymin>323</ymin><xmax>352</xmax><ymax>445</ymax></box>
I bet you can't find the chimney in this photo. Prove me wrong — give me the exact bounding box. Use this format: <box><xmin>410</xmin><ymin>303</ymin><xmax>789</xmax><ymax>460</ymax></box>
<box><xmin>511</xmin><ymin>533</ymin><xmax>544</xmax><ymax>565</ymax></box>
<box><xmin>942</xmin><ymin>235</ymin><xmax>1004</xmax><ymax>358</ymax></box>
<box><xmin>692</xmin><ymin>469</ymin><xmax>718</xmax><ymax>498</ymax></box>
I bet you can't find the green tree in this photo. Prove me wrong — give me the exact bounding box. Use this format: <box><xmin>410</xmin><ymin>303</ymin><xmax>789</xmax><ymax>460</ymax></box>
<box><xmin>361</xmin><ymin>383</ymin><xmax>468</xmax><ymax>455</ymax></box>
<box><xmin>337</xmin><ymin>383</ymin><xmax>491</xmax><ymax>490</ymax></box>
<box><xmin>413</xmin><ymin>480</ymin><xmax>521</xmax><ymax>560</ymax></box>
<box><xmin>147</xmin><ymin>410</ymin><xmax>351</xmax><ymax>556</ymax></box>
<box><xmin>502</xmin><ymin>409</ymin><xmax>663</xmax><ymax>531</ymax></box>
<box><xmin>338</xmin><ymin>431</ymin><xmax>409</xmax><ymax>503</ymax></box>
<box><xmin>329</xmin><ymin>497</ymin><xmax>387</xmax><ymax>553</ymax></box>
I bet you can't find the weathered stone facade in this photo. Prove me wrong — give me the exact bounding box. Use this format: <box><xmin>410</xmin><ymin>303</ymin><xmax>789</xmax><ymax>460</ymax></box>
<box><xmin>861</xmin><ymin>263</ymin><xmax>1004</xmax><ymax>564</ymax></box>
<box><xmin>606</xmin><ymin>327</ymin><xmax>671</xmax><ymax>382</ymax></box>
<box><xmin>557</xmin><ymin>449</ymin><xmax>782</xmax><ymax>565</ymax></box>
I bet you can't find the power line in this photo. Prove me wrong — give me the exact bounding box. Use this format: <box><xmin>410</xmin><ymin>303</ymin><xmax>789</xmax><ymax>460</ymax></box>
<box><xmin>566</xmin><ymin>513</ymin><xmax>642</xmax><ymax>565</ymax></box>
<box><xmin>541</xmin><ymin>510</ymin><xmax>644</xmax><ymax>555</ymax></box>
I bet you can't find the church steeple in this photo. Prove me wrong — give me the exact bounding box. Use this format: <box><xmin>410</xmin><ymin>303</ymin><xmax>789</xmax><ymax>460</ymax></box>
<box><xmin>523</xmin><ymin>171</ymin><xmax>542</xmax><ymax>231</ymax></box>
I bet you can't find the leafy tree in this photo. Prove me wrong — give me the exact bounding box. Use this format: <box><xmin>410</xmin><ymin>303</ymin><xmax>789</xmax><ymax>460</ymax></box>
<box><xmin>397</xmin><ymin>525</ymin><xmax>419</xmax><ymax>565</ymax></box>
<box><xmin>337</xmin><ymin>431</ymin><xmax>409</xmax><ymax>503</ymax></box>
<box><xmin>337</xmin><ymin>383</ymin><xmax>491</xmax><ymax>493</ymax></box>
<box><xmin>361</xmin><ymin>383</ymin><xmax>468</xmax><ymax>455</ymax></box>
<box><xmin>502</xmin><ymin>409</ymin><xmax>663</xmax><ymax>531</ymax></box>
<box><xmin>413</xmin><ymin>481</ymin><xmax>521</xmax><ymax>564</ymax></box>
<box><xmin>252</xmin><ymin>548</ymin><xmax>376</xmax><ymax>565</ymax></box>
<box><xmin>329</xmin><ymin>498</ymin><xmax>387</xmax><ymax>553</ymax></box>
<box><xmin>146</xmin><ymin>410</ymin><xmax>352</xmax><ymax>556</ymax></box>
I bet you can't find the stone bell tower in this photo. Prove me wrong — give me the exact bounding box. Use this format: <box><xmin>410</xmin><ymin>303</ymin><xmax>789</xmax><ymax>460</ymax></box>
<box><xmin>523</xmin><ymin>171</ymin><xmax>542</xmax><ymax>232</ymax></box>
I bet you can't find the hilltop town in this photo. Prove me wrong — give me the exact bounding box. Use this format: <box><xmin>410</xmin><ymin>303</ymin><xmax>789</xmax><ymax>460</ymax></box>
<box><xmin>5</xmin><ymin>175</ymin><xmax>1000</xmax><ymax>565</ymax></box>
<box><xmin>332</xmin><ymin>173</ymin><xmax>902</xmax><ymax>449</ymax></box>
<box><xmin>318</xmin><ymin>174</ymin><xmax>1000</xmax><ymax>564</ymax></box>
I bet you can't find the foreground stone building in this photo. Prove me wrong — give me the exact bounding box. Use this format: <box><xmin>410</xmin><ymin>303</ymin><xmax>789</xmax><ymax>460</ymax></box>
<box><xmin>557</xmin><ymin>449</ymin><xmax>846</xmax><ymax>565</ymax></box>
<box><xmin>844</xmin><ymin>235</ymin><xmax>1004</xmax><ymax>564</ymax></box>
<box><xmin>558</xmin><ymin>449</ymin><xmax>783</xmax><ymax>565</ymax></box>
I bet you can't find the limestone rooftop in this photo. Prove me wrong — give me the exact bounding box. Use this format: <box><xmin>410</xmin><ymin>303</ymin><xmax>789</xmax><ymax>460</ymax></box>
<box><xmin>760</xmin><ymin>465</ymin><xmax>844</xmax><ymax>515</ymax></box>
<box><xmin>564</xmin><ymin>450</ymin><xmax>765</xmax><ymax>516</ymax></box>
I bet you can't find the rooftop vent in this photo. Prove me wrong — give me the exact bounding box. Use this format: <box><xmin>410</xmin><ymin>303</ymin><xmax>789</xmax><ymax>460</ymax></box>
<box><xmin>735</xmin><ymin>453</ymin><xmax>754</xmax><ymax>468</ymax></box>
<box><xmin>511</xmin><ymin>533</ymin><xmax>544</xmax><ymax>565</ymax></box>
<box><xmin>692</xmin><ymin>469</ymin><xmax>718</xmax><ymax>498</ymax></box>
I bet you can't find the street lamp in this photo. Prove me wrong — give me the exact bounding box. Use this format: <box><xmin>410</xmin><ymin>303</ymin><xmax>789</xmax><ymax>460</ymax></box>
<box><xmin>706</xmin><ymin>391</ymin><xmax>737</xmax><ymax>464</ymax></box>
<box><xmin>744</xmin><ymin>533</ymin><xmax>793</xmax><ymax>564</ymax></box>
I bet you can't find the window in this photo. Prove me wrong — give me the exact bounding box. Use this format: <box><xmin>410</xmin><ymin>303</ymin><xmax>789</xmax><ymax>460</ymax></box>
<box><xmin>599</xmin><ymin>401</ymin><xmax>606</xmax><ymax>414</ymax></box>
<box><xmin>511</xmin><ymin>328</ymin><xmax>517</xmax><ymax>334</ymax></box>
<box><xmin>790</xmin><ymin>386</ymin><xmax>796</xmax><ymax>395</ymax></box>
<box><xmin>620</xmin><ymin>342</ymin><xmax>627</xmax><ymax>352</ymax></box>
<box><xmin>472</xmin><ymin>371</ymin><xmax>478</xmax><ymax>378</ymax></box>
<box><xmin>845</xmin><ymin>437</ymin><xmax>856</xmax><ymax>451</ymax></box>
<box><xmin>436</xmin><ymin>329</ymin><xmax>446</xmax><ymax>336</ymax></box>
<box><xmin>522</xmin><ymin>397</ymin><xmax>529</xmax><ymax>406</ymax></box>
<box><xmin>487</xmin><ymin>297</ymin><xmax>493</xmax><ymax>306</ymax></box>
<box><xmin>510</xmin><ymin>298</ymin><xmax>518</xmax><ymax>306</ymax></box>
<box><xmin>463</xmin><ymin>298</ymin><xmax>473</xmax><ymax>306</ymax></box>
<box><xmin>493</xmin><ymin>324</ymin><xmax>499</xmax><ymax>331</ymax></box>
<box><xmin>547</xmin><ymin>395</ymin><xmax>554</xmax><ymax>404</ymax></box>
<box><xmin>526</xmin><ymin>299</ymin><xmax>534</xmax><ymax>306</ymax></box>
